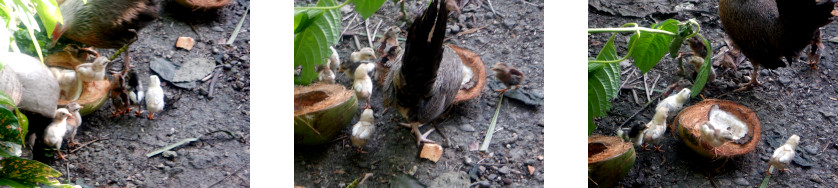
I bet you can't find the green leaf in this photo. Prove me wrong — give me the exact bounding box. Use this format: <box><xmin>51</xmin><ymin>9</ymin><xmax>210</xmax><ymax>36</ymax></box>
<box><xmin>0</xmin><ymin>106</ymin><xmax>24</xmax><ymax>146</ymax></box>
<box><xmin>588</xmin><ymin>34</ymin><xmax>620</xmax><ymax>135</ymax></box>
<box><xmin>0</xmin><ymin>177</ymin><xmax>34</xmax><ymax>188</ymax></box>
<box><xmin>354</xmin><ymin>0</ymin><xmax>386</xmax><ymax>20</ymax></box>
<box><xmin>690</xmin><ymin>34</ymin><xmax>712</xmax><ymax>98</ymax></box>
<box><xmin>0</xmin><ymin>141</ymin><xmax>21</xmax><ymax>157</ymax></box>
<box><xmin>294</xmin><ymin>9</ymin><xmax>324</xmax><ymax>34</ymax></box>
<box><xmin>668</xmin><ymin>36</ymin><xmax>683</xmax><ymax>58</ymax></box>
<box><xmin>294</xmin><ymin>0</ymin><xmax>341</xmax><ymax>85</ymax></box>
<box><xmin>628</xmin><ymin>19</ymin><xmax>678</xmax><ymax>73</ymax></box>
<box><xmin>33</xmin><ymin>0</ymin><xmax>61</xmax><ymax>39</ymax></box>
<box><xmin>0</xmin><ymin>157</ymin><xmax>61</xmax><ymax>185</ymax></box>
<box><xmin>588</xmin><ymin>62</ymin><xmax>603</xmax><ymax>73</ymax></box>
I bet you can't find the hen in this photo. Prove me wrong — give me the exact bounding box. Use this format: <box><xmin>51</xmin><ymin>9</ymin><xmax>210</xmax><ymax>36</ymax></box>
<box><xmin>383</xmin><ymin>0</ymin><xmax>466</xmax><ymax>146</ymax></box>
<box><xmin>719</xmin><ymin>0</ymin><xmax>837</xmax><ymax>90</ymax></box>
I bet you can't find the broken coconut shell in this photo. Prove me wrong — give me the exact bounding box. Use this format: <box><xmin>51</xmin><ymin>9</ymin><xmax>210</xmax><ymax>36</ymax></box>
<box><xmin>588</xmin><ymin>135</ymin><xmax>635</xmax><ymax>188</ymax></box>
<box><xmin>447</xmin><ymin>44</ymin><xmax>486</xmax><ymax>103</ymax></box>
<box><xmin>294</xmin><ymin>83</ymin><xmax>358</xmax><ymax>145</ymax></box>
<box><xmin>671</xmin><ymin>99</ymin><xmax>761</xmax><ymax>158</ymax></box>
<box><xmin>175</xmin><ymin>0</ymin><xmax>231</xmax><ymax>10</ymax></box>
<box><xmin>46</xmin><ymin>53</ymin><xmax>111</xmax><ymax>116</ymax></box>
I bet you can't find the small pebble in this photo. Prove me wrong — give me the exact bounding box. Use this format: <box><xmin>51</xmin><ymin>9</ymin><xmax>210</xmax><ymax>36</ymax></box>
<box><xmin>734</xmin><ymin>177</ymin><xmax>749</xmax><ymax>186</ymax></box>
<box><xmin>459</xmin><ymin>124</ymin><xmax>476</xmax><ymax>132</ymax></box>
<box><xmin>162</xmin><ymin>151</ymin><xmax>177</xmax><ymax>159</ymax></box>
<box><xmin>488</xmin><ymin>174</ymin><xmax>497</xmax><ymax>180</ymax></box>
<box><xmin>211</xmin><ymin>26</ymin><xmax>224</xmax><ymax>32</ymax></box>
<box><xmin>498</xmin><ymin>166</ymin><xmax>511</xmax><ymax>174</ymax></box>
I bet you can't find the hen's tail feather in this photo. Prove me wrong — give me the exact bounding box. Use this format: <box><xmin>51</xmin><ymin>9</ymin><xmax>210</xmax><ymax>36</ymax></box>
<box><xmin>397</xmin><ymin>0</ymin><xmax>449</xmax><ymax>108</ymax></box>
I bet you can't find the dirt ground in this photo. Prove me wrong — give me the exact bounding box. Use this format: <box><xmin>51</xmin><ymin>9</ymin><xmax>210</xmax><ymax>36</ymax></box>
<box><xmin>590</xmin><ymin>0</ymin><xmax>838</xmax><ymax>187</ymax></box>
<box><xmin>294</xmin><ymin>0</ymin><xmax>544</xmax><ymax>187</ymax></box>
<box><xmin>23</xmin><ymin>0</ymin><xmax>251</xmax><ymax>187</ymax></box>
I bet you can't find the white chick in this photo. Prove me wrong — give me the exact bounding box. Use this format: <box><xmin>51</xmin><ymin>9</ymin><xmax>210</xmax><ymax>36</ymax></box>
<box><xmin>769</xmin><ymin>134</ymin><xmax>800</xmax><ymax>174</ymax></box>
<box><xmin>460</xmin><ymin>64</ymin><xmax>473</xmax><ymax>88</ymax></box>
<box><xmin>328</xmin><ymin>46</ymin><xmax>340</xmax><ymax>73</ymax></box>
<box><xmin>343</xmin><ymin>47</ymin><xmax>377</xmax><ymax>79</ymax></box>
<box><xmin>144</xmin><ymin>75</ymin><xmax>165</xmax><ymax>120</ymax></box>
<box><xmin>700</xmin><ymin>122</ymin><xmax>736</xmax><ymax>158</ymax></box>
<box><xmin>643</xmin><ymin>107</ymin><xmax>668</xmax><ymax>152</ymax></box>
<box><xmin>65</xmin><ymin>102</ymin><xmax>83</xmax><ymax>148</ymax></box>
<box><xmin>49</xmin><ymin>67</ymin><xmax>83</xmax><ymax>101</ymax></box>
<box><xmin>350</xmin><ymin>108</ymin><xmax>375</xmax><ymax>153</ymax></box>
<box><xmin>75</xmin><ymin>56</ymin><xmax>109</xmax><ymax>86</ymax></box>
<box><xmin>353</xmin><ymin>63</ymin><xmax>375</xmax><ymax>109</ymax></box>
<box><xmin>317</xmin><ymin>64</ymin><xmax>336</xmax><ymax>84</ymax></box>
<box><xmin>44</xmin><ymin>108</ymin><xmax>72</xmax><ymax>160</ymax></box>
<box><xmin>656</xmin><ymin>88</ymin><xmax>691</xmax><ymax>112</ymax></box>
<box><xmin>708</xmin><ymin>104</ymin><xmax>748</xmax><ymax>139</ymax></box>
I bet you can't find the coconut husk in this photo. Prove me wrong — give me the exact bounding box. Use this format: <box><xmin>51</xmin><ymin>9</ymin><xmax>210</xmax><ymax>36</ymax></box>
<box><xmin>588</xmin><ymin>135</ymin><xmax>635</xmax><ymax>188</ymax></box>
<box><xmin>672</xmin><ymin>99</ymin><xmax>761</xmax><ymax>158</ymax></box>
<box><xmin>294</xmin><ymin>83</ymin><xmax>358</xmax><ymax>145</ymax></box>
<box><xmin>175</xmin><ymin>0</ymin><xmax>231</xmax><ymax>10</ymax></box>
<box><xmin>57</xmin><ymin>80</ymin><xmax>111</xmax><ymax>116</ymax></box>
<box><xmin>447</xmin><ymin>44</ymin><xmax>486</xmax><ymax>103</ymax></box>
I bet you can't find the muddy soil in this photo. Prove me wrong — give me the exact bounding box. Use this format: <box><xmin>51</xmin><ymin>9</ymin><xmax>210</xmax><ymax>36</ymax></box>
<box><xmin>24</xmin><ymin>0</ymin><xmax>251</xmax><ymax>187</ymax></box>
<box><xmin>294</xmin><ymin>0</ymin><xmax>544</xmax><ymax>187</ymax></box>
<box><xmin>590</xmin><ymin>0</ymin><xmax>838</xmax><ymax>187</ymax></box>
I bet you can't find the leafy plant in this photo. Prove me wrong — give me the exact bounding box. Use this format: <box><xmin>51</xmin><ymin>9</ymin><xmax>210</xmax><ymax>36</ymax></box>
<box><xmin>294</xmin><ymin>0</ymin><xmax>387</xmax><ymax>85</ymax></box>
<box><xmin>587</xmin><ymin>18</ymin><xmax>713</xmax><ymax>135</ymax></box>
<box><xmin>1</xmin><ymin>0</ymin><xmax>64</xmax><ymax>63</ymax></box>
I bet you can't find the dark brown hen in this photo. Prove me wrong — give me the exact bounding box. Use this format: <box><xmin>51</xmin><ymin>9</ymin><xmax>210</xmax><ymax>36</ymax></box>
<box><xmin>719</xmin><ymin>0</ymin><xmax>837</xmax><ymax>90</ymax></box>
<box><xmin>383</xmin><ymin>0</ymin><xmax>463</xmax><ymax>146</ymax></box>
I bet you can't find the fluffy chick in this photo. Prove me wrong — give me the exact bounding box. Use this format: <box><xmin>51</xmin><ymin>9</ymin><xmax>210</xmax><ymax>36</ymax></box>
<box><xmin>700</xmin><ymin>122</ymin><xmax>736</xmax><ymax>157</ymax></box>
<box><xmin>642</xmin><ymin>107</ymin><xmax>668</xmax><ymax>152</ymax></box>
<box><xmin>618</xmin><ymin>121</ymin><xmax>648</xmax><ymax>147</ymax></box>
<box><xmin>343</xmin><ymin>47</ymin><xmax>377</xmax><ymax>79</ymax></box>
<box><xmin>328</xmin><ymin>46</ymin><xmax>341</xmax><ymax>73</ymax></box>
<box><xmin>353</xmin><ymin>63</ymin><xmax>375</xmax><ymax>109</ymax></box>
<box><xmin>109</xmin><ymin>72</ymin><xmax>130</xmax><ymax>117</ymax></box>
<box><xmin>64</xmin><ymin>102</ymin><xmax>82</xmax><ymax>148</ymax></box>
<box><xmin>375</xmin><ymin>26</ymin><xmax>402</xmax><ymax>85</ymax></box>
<box><xmin>44</xmin><ymin>108</ymin><xmax>72</xmax><ymax>160</ymax></box>
<box><xmin>50</xmin><ymin>67</ymin><xmax>83</xmax><ymax>101</ymax></box>
<box><xmin>350</xmin><ymin>109</ymin><xmax>375</xmax><ymax>153</ymax></box>
<box><xmin>145</xmin><ymin>75</ymin><xmax>165</xmax><ymax>120</ymax></box>
<box><xmin>769</xmin><ymin>134</ymin><xmax>800</xmax><ymax>174</ymax></box>
<box><xmin>656</xmin><ymin>88</ymin><xmax>691</xmax><ymax>112</ymax></box>
<box><xmin>708</xmin><ymin>104</ymin><xmax>748</xmax><ymax>139</ymax></box>
<box><xmin>317</xmin><ymin>64</ymin><xmax>336</xmax><ymax>84</ymax></box>
<box><xmin>491</xmin><ymin>62</ymin><xmax>525</xmax><ymax>93</ymax></box>
<box><xmin>75</xmin><ymin>57</ymin><xmax>109</xmax><ymax>86</ymax></box>
<box><xmin>126</xmin><ymin>70</ymin><xmax>144</xmax><ymax>116</ymax></box>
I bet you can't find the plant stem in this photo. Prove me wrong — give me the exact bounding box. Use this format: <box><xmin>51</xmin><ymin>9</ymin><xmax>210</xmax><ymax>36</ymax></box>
<box><xmin>295</xmin><ymin>0</ymin><xmax>353</xmax><ymax>10</ymax></box>
<box><xmin>588</xmin><ymin>27</ymin><xmax>675</xmax><ymax>36</ymax></box>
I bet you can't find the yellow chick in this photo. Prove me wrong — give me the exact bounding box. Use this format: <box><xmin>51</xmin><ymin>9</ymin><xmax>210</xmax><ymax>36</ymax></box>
<box><xmin>65</xmin><ymin>102</ymin><xmax>83</xmax><ymax>148</ymax></box>
<box><xmin>317</xmin><ymin>64</ymin><xmax>336</xmax><ymax>84</ymax></box>
<box><xmin>656</xmin><ymin>88</ymin><xmax>691</xmax><ymax>112</ymax></box>
<box><xmin>354</xmin><ymin>63</ymin><xmax>375</xmax><ymax>109</ymax></box>
<box><xmin>75</xmin><ymin>56</ymin><xmax>109</xmax><ymax>86</ymax></box>
<box><xmin>708</xmin><ymin>104</ymin><xmax>748</xmax><ymax>139</ymax></box>
<box><xmin>44</xmin><ymin>108</ymin><xmax>72</xmax><ymax>160</ymax></box>
<box><xmin>769</xmin><ymin>134</ymin><xmax>800</xmax><ymax>174</ymax></box>
<box><xmin>350</xmin><ymin>108</ymin><xmax>375</xmax><ymax>153</ymax></box>
<box><xmin>144</xmin><ymin>75</ymin><xmax>165</xmax><ymax>120</ymax></box>
<box><xmin>49</xmin><ymin>67</ymin><xmax>83</xmax><ymax>101</ymax></box>
<box><xmin>699</xmin><ymin>121</ymin><xmax>735</xmax><ymax>156</ymax></box>
<box><xmin>342</xmin><ymin>47</ymin><xmax>377</xmax><ymax>79</ymax></box>
<box><xmin>643</xmin><ymin>106</ymin><xmax>668</xmax><ymax>152</ymax></box>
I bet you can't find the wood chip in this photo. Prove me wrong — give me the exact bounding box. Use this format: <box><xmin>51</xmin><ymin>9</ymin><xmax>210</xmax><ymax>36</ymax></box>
<box><xmin>333</xmin><ymin>169</ymin><xmax>345</xmax><ymax>174</ymax></box>
<box><xmin>176</xmin><ymin>37</ymin><xmax>195</xmax><ymax>50</ymax></box>
<box><xmin>527</xmin><ymin>165</ymin><xmax>535</xmax><ymax>175</ymax></box>
<box><xmin>420</xmin><ymin>143</ymin><xmax>443</xmax><ymax>162</ymax></box>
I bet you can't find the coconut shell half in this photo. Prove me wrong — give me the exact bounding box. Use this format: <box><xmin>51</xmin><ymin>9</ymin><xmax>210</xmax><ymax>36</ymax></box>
<box><xmin>447</xmin><ymin>44</ymin><xmax>486</xmax><ymax>103</ymax></box>
<box><xmin>671</xmin><ymin>99</ymin><xmax>761</xmax><ymax>158</ymax></box>
<box><xmin>57</xmin><ymin>80</ymin><xmax>110</xmax><ymax>116</ymax></box>
<box><xmin>588</xmin><ymin>135</ymin><xmax>635</xmax><ymax>188</ymax></box>
<box><xmin>175</xmin><ymin>0</ymin><xmax>231</xmax><ymax>10</ymax></box>
<box><xmin>294</xmin><ymin>83</ymin><xmax>358</xmax><ymax>145</ymax></box>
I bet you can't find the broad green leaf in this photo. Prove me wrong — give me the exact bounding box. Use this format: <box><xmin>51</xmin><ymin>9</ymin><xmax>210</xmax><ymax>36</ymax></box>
<box><xmin>0</xmin><ymin>157</ymin><xmax>61</xmax><ymax>185</ymax></box>
<box><xmin>1</xmin><ymin>92</ymin><xmax>28</xmax><ymax>138</ymax></box>
<box><xmin>33</xmin><ymin>0</ymin><xmax>61</xmax><ymax>39</ymax></box>
<box><xmin>668</xmin><ymin>36</ymin><xmax>683</xmax><ymax>58</ymax></box>
<box><xmin>588</xmin><ymin>33</ymin><xmax>621</xmax><ymax>135</ymax></box>
<box><xmin>690</xmin><ymin>35</ymin><xmax>712</xmax><ymax>98</ymax></box>
<box><xmin>354</xmin><ymin>0</ymin><xmax>386</xmax><ymax>20</ymax></box>
<box><xmin>0</xmin><ymin>141</ymin><xmax>21</xmax><ymax>157</ymax></box>
<box><xmin>587</xmin><ymin>62</ymin><xmax>603</xmax><ymax>73</ymax></box>
<box><xmin>294</xmin><ymin>0</ymin><xmax>341</xmax><ymax>85</ymax></box>
<box><xmin>0</xmin><ymin>105</ymin><xmax>24</xmax><ymax>145</ymax></box>
<box><xmin>294</xmin><ymin>9</ymin><xmax>324</xmax><ymax>34</ymax></box>
<box><xmin>628</xmin><ymin>19</ymin><xmax>678</xmax><ymax>73</ymax></box>
<box><xmin>0</xmin><ymin>177</ymin><xmax>33</xmax><ymax>188</ymax></box>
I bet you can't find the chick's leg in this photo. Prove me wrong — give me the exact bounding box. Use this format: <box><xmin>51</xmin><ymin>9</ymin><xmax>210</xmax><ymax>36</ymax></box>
<box><xmin>147</xmin><ymin>113</ymin><xmax>156</xmax><ymax>120</ymax></box>
<box><xmin>654</xmin><ymin>145</ymin><xmax>664</xmax><ymax>152</ymax></box>
<box><xmin>56</xmin><ymin>150</ymin><xmax>66</xmax><ymax>160</ymax></box>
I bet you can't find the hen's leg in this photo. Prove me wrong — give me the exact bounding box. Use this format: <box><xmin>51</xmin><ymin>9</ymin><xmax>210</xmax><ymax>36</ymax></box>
<box><xmin>734</xmin><ymin>68</ymin><xmax>761</xmax><ymax>92</ymax></box>
<box><xmin>808</xmin><ymin>31</ymin><xmax>823</xmax><ymax>70</ymax></box>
